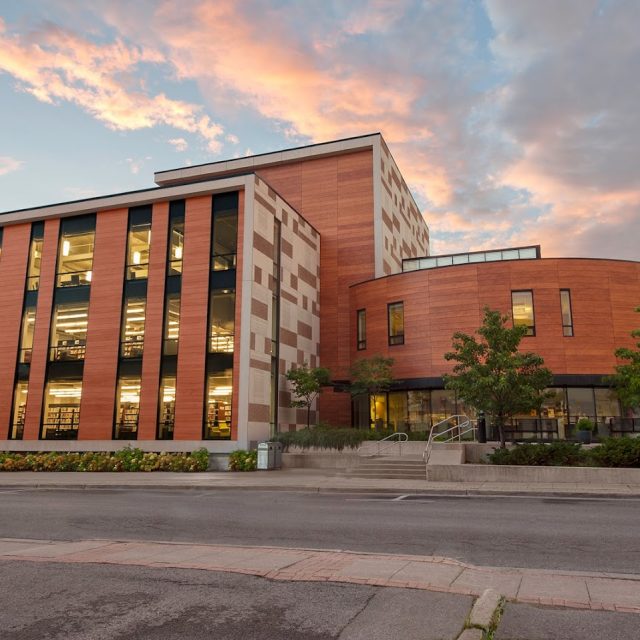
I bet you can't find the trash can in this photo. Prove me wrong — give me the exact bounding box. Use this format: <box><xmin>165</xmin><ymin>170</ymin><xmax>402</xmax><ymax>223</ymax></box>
<box><xmin>257</xmin><ymin>442</ymin><xmax>283</xmax><ymax>470</ymax></box>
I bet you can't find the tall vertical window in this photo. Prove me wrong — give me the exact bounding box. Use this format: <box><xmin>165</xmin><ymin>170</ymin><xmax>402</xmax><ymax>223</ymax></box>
<box><xmin>511</xmin><ymin>291</ymin><xmax>535</xmax><ymax>336</ymax></box>
<box><xmin>163</xmin><ymin>293</ymin><xmax>181</xmax><ymax>355</ymax></box>
<box><xmin>114</xmin><ymin>376</ymin><xmax>141</xmax><ymax>439</ymax></box>
<box><xmin>18</xmin><ymin>307</ymin><xmax>37</xmax><ymax>363</ymax></box>
<box><xmin>357</xmin><ymin>309</ymin><xmax>366</xmax><ymax>350</ymax></box>
<box><xmin>49</xmin><ymin>302</ymin><xmax>89</xmax><ymax>360</ymax></box>
<box><xmin>388</xmin><ymin>302</ymin><xmax>404</xmax><ymax>346</ymax></box>
<box><xmin>126</xmin><ymin>212</ymin><xmax>151</xmax><ymax>280</ymax></box>
<box><xmin>211</xmin><ymin>193</ymin><xmax>238</xmax><ymax>271</ymax></box>
<box><xmin>57</xmin><ymin>228</ymin><xmax>95</xmax><ymax>287</ymax></box>
<box><xmin>168</xmin><ymin>204</ymin><xmax>185</xmax><ymax>276</ymax></box>
<box><xmin>560</xmin><ymin>289</ymin><xmax>574</xmax><ymax>337</ymax></box>
<box><xmin>158</xmin><ymin>376</ymin><xmax>176</xmax><ymax>440</ymax></box>
<box><xmin>208</xmin><ymin>289</ymin><xmax>235</xmax><ymax>353</ymax></box>
<box><xmin>10</xmin><ymin>381</ymin><xmax>29</xmax><ymax>439</ymax></box>
<box><xmin>42</xmin><ymin>380</ymin><xmax>82</xmax><ymax>439</ymax></box>
<box><xmin>205</xmin><ymin>370</ymin><xmax>232</xmax><ymax>440</ymax></box>
<box><xmin>120</xmin><ymin>298</ymin><xmax>146</xmax><ymax>358</ymax></box>
<box><xmin>26</xmin><ymin>236</ymin><xmax>43</xmax><ymax>291</ymax></box>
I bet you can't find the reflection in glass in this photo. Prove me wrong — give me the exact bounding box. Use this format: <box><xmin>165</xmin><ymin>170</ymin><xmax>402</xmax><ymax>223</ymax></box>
<box><xmin>11</xmin><ymin>381</ymin><xmax>28</xmax><ymax>439</ymax></box>
<box><xmin>560</xmin><ymin>289</ymin><xmax>573</xmax><ymax>337</ymax></box>
<box><xmin>168</xmin><ymin>218</ymin><xmax>184</xmax><ymax>275</ymax></box>
<box><xmin>407</xmin><ymin>390</ymin><xmax>431</xmax><ymax>432</ymax></box>
<box><xmin>209</xmin><ymin>289</ymin><xmax>235</xmax><ymax>353</ymax></box>
<box><xmin>42</xmin><ymin>380</ymin><xmax>81</xmax><ymax>439</ymax></box>
<box><xmin>49</xmin><ymin>302</ymin><xmax>89</xmax><ymax>361</ymax></box>
<box><xmin>26</xmin><ymin>237</ymin><xmax>43</xmax><ymax>291</ymax></box>
<box><xmin>56</xmin><ymin>230</ymin><xmax>95</xmax><ymax>287</ymax></box>
<box><xmin>388</xmin><ymin>302</ymin><xmax>404</xmax><ymax>345</ymax></box>
<box><xmin>163</xmin><ymin>293</ymin><xmax>181</xmax><ymax>355</ymax></box>
<box><xmin>120</xmin><ymin>298</ymin><xmax>146</xmax><ymax>358</ymax></box>
<box><xmin>370</xmin><ymin>393</ymin><xmax>387</xmax><ymax>430</ymax></box>
<box><xmin>158</xmin><ymin>376</ymin><xmax>176</xmax><ymax>440</ymax></box>
<box><xmin>114</xmin><ymin>376</ymin><xmax>141</xmax><ymax>439</ymax></box>
<box><xmin>205</xmin><ymin>371</ymin><xmax>232</xmax><ymax>439</ymax></box>
<box><xmin>212</xmin><ymin>209</ymin><xmax>238</xmax><ymax>271</ymax></box>
<box><xmin>388</xmin><ymin>391</ymin><xmax>407</xmax><ymax>432</ymax></box>
<box><xmin>511</xmin><ymin>291</ymin><xmax>535</xmax><ymax>336</ymax></box>
<box><xmin>18</xmin><ymin>307</ymin><xmax>37</xmax><ymax>363</ymax></box>
<box><xmin>126</xmin><ymin>221</ymin><xmax>151</xmax><ymax>280</ymax></box>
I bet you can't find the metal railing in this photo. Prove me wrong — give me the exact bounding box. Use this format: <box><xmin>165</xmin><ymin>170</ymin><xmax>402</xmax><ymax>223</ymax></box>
<box><xmin>357</xmin><ymin>431</ymin><xmax>408</xmax><ymax>457</ymax></box>
<box><xmin>423</xmin><ymin>415</ymin><xmax>475</xmax><ymax>465</ymax></box>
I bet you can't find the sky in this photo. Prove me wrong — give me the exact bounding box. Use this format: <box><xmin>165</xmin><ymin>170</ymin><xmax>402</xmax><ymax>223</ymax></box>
<box><xmin>0</xmin><ymin>0</ymin><xmax>638</xmax><ymax>260</ymax></box>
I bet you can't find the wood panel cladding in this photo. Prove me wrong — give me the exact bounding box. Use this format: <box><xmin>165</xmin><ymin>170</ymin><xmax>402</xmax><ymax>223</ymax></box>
<box><xmin>0</xmin><ymin>224</ymin><xmax>30</xmax><ymax>433</ymax></box>
<box><xmin>174</xmin><ymin>196</ymin><xmax>211</xmax><ymax>439</ymax></box>
<box><xmin>349</xmin><ymin>259</ymin><xmax>640</xmax><ymax>381</ymax></box>
<box><xmin>79</xmin><ymin>209</ymin><xmax>128</xmax><ymax>439</ymax></box>
<box><xmin>137</xmin><ymin>202</ymin><xmax>168</xmax><ymax>440</ymax></box>
<box><xmin>23</xmin><ymin>219</ymin><xmax>60</xmax><ymax>439</ymax></box>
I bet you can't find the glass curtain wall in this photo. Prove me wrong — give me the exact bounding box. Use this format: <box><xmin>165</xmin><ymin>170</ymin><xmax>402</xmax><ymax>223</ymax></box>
<box><xmin>205</xmin><ymin>371</ymin><xmax>232</xmax><ymax>439</ymax></box>
<box><xmin>56</xmin><ymin>229</ymin><xmax>95</xmax><ymax>287</ymax></box>
<box><xmin>208</xmin><ymin>289</ymin><xmax>235</xmax><ymax>353</ymax></box>
<box><xmin>49</xmin><ymin>302</ymin><xmax>89</xmax><ymax>361</ymax></box>
<box><xmin>26</xmin><ymin>236</ymin><xmax>43</xmax><ymax>291</ymax></box>
<box><xmin>163</xmin><ymin>294</ymin><xmax>181</xmax><ymax>355</ymax></box>
<box><xmin>18</xmin><ymin>307</ymin><xmax>37</xmax><ymax>363</ymax></box>
<box><xmin>126</xmin><ymin>220</ymin><xmax>151</xmax><ymax>280</ymax></box>
<box><xmin>114</xmin><ymin>376</ymin><xmax>141</xmax><ymax>439</ymax></box>
<box><xmin>10</xmin><ymin>381</ymin><xmax>29</xmax><ymax>439</ymax></box>
<box><xmin>41</xmin><ymin>380</ymin><xmax>82</xmax><ymax>439</ymax></box>
<box><xmin>168</xmin><ymin>216</ymin><xmax>184</xmax><ymax>275</ymax></box>
<box><xmin>158</xmin><ymin>376</ymin><xmax>176</xmax><ymax>440</ymax></box>
<box><xmin>120</xmin><ymin>298</ymin><xmax>146</xmax><ymax>358</ymax></box>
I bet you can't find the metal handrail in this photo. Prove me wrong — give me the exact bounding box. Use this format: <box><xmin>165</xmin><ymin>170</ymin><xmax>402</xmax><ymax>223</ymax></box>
<box><xmin>423</xmin><ymin>415</ymin><xmax>476</xmax><ymax>464</ymax></box>
<box><xmin>357</xmin><ymin>431</ymin><xmax>408</xmax><ymax>457</ymax></box>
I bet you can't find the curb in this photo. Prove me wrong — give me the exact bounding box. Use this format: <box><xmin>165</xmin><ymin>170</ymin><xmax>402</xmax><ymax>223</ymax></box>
<box><xmin>458</xmin><ymin>588</ymin><xmax>505</xmax><ymax>639</ymax></box>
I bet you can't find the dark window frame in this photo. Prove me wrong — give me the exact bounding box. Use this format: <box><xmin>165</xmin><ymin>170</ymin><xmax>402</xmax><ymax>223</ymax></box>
<box><xmin>357</xmin><ymin>308</ymin><xmax>366</xmax><ymax>350</ymax></box>
<box><xmin>387</xmin><ymin>301</ymin><xmax>405</xmax><ymax>346</ymax></box>
<box><xmin>511</xmin><ymin>290</ymin><xmax>536</xmax><ymax>337</ymax></box>
<box><xmin>560</xmin><ymin>289</ymin><xmax>574</xmax><ymax>337</ymax></box>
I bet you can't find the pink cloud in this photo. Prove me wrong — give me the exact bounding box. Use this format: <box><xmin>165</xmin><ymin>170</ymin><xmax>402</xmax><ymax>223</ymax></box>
<box><xmin>0</xmin><ymin>156</ymin><xmax>24</xmax><ymax>176</ymax></box>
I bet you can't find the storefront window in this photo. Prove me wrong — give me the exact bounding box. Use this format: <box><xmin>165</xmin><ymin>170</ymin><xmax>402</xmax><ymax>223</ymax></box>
<box><xmin>120</xmin><ymin>298</ymin><xmax>146</xmax><ymax>358</ymax></box>
<box><xmin>42</xmin><ymin>380</ymin><xmax>81</xmax><ymax>439</ymax></box>
<box><xmin>57</xmin><ymin>230</ymin><xmax>95</xmax><ymax>287</ymax></box>
<box><xmin>49</xmin><ymin>302</ymin><xmax>89</xmax><ymax>361</ymax></box>
<box><xmin>208</xmin><ymin>289</ymin><xmax>235</xmax><ymax>353</ymax></box>
<box><xmin>567</xmin><ymin>388</ymin><xmax>596</xmax><ymax>429</ymax></box>
<box><xmin>431</xmin><ymin>390</ymin><xmax>456</xmax><ymax>425</ymax></box>
<box><xmin>158</xmin><ymin>376</ymin><xmax>176</xmax><ymax>440</ymax></box>
<box><xmin>407</xmin><ymin>390</ymin><xmax>431</xmax><ymax>432</ymax></box>
<box><xmin>114</xmin><ymin>376</ymin><xmax>141</xmax><ymax>440</ymax></box>
<box><xmin>388</xmin><ymin>392</ymin><xmax>408</xmax><ymax>432</ymax></box>
<box><xmin>10</xmin><ymin>381</ymin><xmax>28</xmax><ymax>439</ymax></box>
<box><xmin>126</xmin><ymin>220</ymin><xmax>151</xmax><ymax>280</ymax></box>
<box><xmin>18</xmin><ymin>307</ymin><xmax>37</xmax><ymax>363</ymax></box>
<box><xmin>370</xmin><ymin>393</ymin><xmax>387</xmax><ymax>430</ymax></box>
<box><xmin>205</xmin><ymin>371</ymin><xmax>232</xmax><ymax>440</ymax></box>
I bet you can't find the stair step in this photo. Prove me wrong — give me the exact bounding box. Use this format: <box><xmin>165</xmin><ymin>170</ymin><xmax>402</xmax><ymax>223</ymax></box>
<box><xmin>345</xmin><ymin>473</ymin><xmax>425</xmax><ymax>479</ymax></box>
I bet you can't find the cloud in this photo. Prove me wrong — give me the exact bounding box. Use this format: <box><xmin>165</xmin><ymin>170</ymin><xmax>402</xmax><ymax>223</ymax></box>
<box><xmin>0</xmin><ymin>156</ymin><xmax>24</xmax><ymax>176</ymax></box>
<box><xmin>0</xmin><ymin>20</ymin><xmax>225</xmax><ymax>152</ymax></box>
<box><xmin>168</xmin><ymin>137</ymin><xmax>188</xmax><ymax>152</ymax></box>
<box><xmin>125</xmin><ymin>156</ymin><xmax>151</xmax><ymax>175</ymax></box>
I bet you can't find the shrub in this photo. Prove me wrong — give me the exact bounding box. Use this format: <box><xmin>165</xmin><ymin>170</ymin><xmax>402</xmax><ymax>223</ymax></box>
<box><xmin>488</xmin><ymin>441</ymin><xmax>587</xmax><ymax>466</ymax></box>
<box><xmin>270</xmin><ymin>427</ymin><xmax>397</xmax><ymax>451</ymax></box>
<box><xmin>0</xmin><ymin>448</ymin><xmax>211</xmax><ymax>472</ymax></box>
<box><xmin>576</xmin><ymin>417</ymin><xmax>595</xmax><ymax>432</ymax></box>
<box><xmin>587</xmin><ymin>437</ymin><xmax>640</xmax><ymax>468</ymax></box>
<box><xmin>228</xmin><ymin>449</ymin><xmax>257</xmax><ymax>471</ymax></box>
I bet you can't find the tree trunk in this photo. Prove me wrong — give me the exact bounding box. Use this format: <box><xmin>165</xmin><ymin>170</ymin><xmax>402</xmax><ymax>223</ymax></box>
<box><xmin>306</xmin><ymin>403</ymin><xmax>311</xmax><ymax>430</ymax></box>
<box><xmin>498</xmin><ymin>416</ymin><xmax>506</xmax><ymax>449</ymax></box>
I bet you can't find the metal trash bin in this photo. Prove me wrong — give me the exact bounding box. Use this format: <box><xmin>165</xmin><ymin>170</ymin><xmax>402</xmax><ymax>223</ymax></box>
<box><xmin>257</xmin><ymin>441</ymin><xmax>282</xmax><ymax>470</ymax></box>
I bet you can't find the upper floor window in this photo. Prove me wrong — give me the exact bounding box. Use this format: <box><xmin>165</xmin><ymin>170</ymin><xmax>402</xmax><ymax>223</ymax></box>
<box><xmin>18</xmin><ymin>306</ymin><xmax>37</xmax><ymax>364</ymax></box>
<box><xmin>388</xmin><ymin>302</ymin><xmax>404</xmax><ymax>346</ymax></box>
<box><xmin>163</xmin><ymin>293</ymin><xmax>181</xmax><ymax>355</ymax></box>
<box><xmin>512</xmin><ymin>290</ymin><xmax>535</xmax><ymax>336</ymax></box>
<box><xmin>57</xmin><ymin>218</ymin><xmax>95</xmax><ymax>287</ymax></box>
<box><xmin>120</xmin><ymin>298</ymin><xmax>146</xmax><ymax>358</ymax></box>
<box><xmin>49</xmin><ymin>301</ymin><xmax>88</xmax><ymax>361</ymax></box>
<box><xmin>357</xmin><ymin>309</ymin><xmax>366</xmax><ymax>350</ymax></box>
<box><xmin>211</xmin><ymin>192</ymin><xmax>238</xmax><ymax>271</ymax></box>
<box><xmin>560</xmin><ymin>289</ymin><xmax>574</xmax><ymax>337</ymax></box>
<box><xmin>168</xmin><ymin>201</ymin><xmax>185</xmax><ymax>276</ymax></box>
<box><xmin>209</xmin><ymin>289</ymin><xmax>235</xmax><ymax>353</ymax></box>
<box><xmin>126</xmin><ymin>208</ymin><xmax>151</xmax><ymax>280</ymax></box>
<box><xmin>26</xmin><ymin>225</ymin><xmax>44</xmax><ymax>291</ymax></box>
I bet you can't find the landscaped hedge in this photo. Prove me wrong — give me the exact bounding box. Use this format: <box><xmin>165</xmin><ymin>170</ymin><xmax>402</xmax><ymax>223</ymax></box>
<box><xmin>488</xmin><ymin>438</ymin><xmax>640</xmax><ymax>468</ymax></box>
<box><xmin>0</xmin><ymin>447</ymin><xmax>210</xmax><ymax>472</ymax></box>
<box><xmin>228</xmin><ymin>449</ymin><xmax>257</xmax><ymax>471</ymax></box>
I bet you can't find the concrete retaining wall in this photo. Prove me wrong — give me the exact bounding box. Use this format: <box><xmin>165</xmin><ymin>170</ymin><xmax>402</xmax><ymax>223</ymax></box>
<box><xmin>426</xmin><ymin>463</ymin><xmax>640</xmax><ymax>484</ymax></box>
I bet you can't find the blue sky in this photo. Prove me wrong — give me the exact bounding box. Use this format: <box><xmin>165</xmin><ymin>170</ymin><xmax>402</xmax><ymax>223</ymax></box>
<box><xmin>1</xmin><ymin>1</ymin><xmax>638</xmax><ymax>260</ymax></box>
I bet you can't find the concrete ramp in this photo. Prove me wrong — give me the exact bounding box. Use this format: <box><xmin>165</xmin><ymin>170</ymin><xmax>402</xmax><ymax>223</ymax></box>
<box><xmin>427</xmin><ymin>443</ymin><xmax>465</xmax><ymax>466</ymax></box>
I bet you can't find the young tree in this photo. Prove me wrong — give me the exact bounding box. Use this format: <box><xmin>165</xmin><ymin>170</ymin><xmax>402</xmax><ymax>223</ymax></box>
<box><xmin>443</xmin><ymin>307</ymin><xmax>553</xmax><ymax>448</ymax></box>
<box><xmin>608</xmin><ymin>306</ymin><xmax>640</xmax><ymax>410</ymax></box>
<box><xmin>285</xmin><ymin>363</ymin><xmax>331</xmax><ymax>429</ymax></box>
<box><xmin>350</xmin><ymin>355</ymin><xmax>394</xmax><ymax>428</ymax></box>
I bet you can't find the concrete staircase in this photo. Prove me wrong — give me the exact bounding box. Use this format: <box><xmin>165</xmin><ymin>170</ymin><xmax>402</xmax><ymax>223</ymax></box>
<box><xmin>426</xmin><ymin>443</ymin><xmax>466</xmax><ymax>466</ymax></box>
<box><xmin>343</xmin><ymin>456</ymin><xmax>426</xmax><ymax>480</ymax></box>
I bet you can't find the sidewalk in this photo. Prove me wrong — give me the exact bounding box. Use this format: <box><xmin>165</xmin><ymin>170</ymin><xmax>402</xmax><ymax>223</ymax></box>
<box><xmin>1</xmin><ymin>468</ymin><xmax>640</xmax><ymax>497</ymax></box>
<box><xmin>1</xmin><ymin>536</ymin><xmax>639</xmax><ymax>613</ymax></box>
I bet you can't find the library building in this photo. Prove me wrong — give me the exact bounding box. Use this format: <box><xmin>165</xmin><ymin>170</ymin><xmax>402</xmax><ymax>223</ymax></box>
<box><xmin>0</xmin><ymin>133</ymin><xmax>638</xmax><ymax>453</ymax></box>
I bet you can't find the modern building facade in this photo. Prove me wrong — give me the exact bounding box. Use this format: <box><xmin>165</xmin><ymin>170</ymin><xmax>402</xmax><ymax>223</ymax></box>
<box><xmin>0</xmin><ymin>133</ymin><xmax>638</xmax><ymax>452</ymax></box>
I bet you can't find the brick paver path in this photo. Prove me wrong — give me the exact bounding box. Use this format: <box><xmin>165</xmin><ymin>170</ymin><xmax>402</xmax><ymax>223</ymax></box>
<box><xmin>2</xmin><ymin>537</ymin><xmax>639</xmax><ymax>613</ymax></box>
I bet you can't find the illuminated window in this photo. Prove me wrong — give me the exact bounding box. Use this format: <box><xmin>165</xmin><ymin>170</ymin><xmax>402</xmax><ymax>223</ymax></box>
<box><xmin>163</xmin><ymin>293</ymin><xmax>181</xmax><ymax>355</ymax></box>
<box><xmin>560</xmin><ymin>289</ymin><xmax>574</xmax><ymax>337</ymax></box>
<box><xmin>120</xmin><ymin>298</ymin><xmax>146</xmax><ymax>358</ymax></box>
<box><xmin>209</xmin><ymin>289</ymin><xmax>235</xmax><ymax>353</ymax></box>
<box><xmin>57</xmin><ymin>230</ymin><xmax>95</xmax><ymax>287</ymax></box>
<box><xmin>211</xmin><ymin>194</ymin><xmax>238</xmax><ymax>271</ymax></box>
<box><xmin>168</xmin><ymin>204</ymin><xmax>184</xmax><ymax>276</ymax></box>
<box><xmin>357</xmin><ymin>309</ymin><xmax>366</xmax><ymax>350</ymax></box>
<box><xmin>18</xmin><ymin>306</ymin><xmax>37</xmax><ymax>364</ymax></box>
<box><xmin>10</xmin><ymin>381</ymin><xmax>28</xmax><ymax>440</ymax></box>
<box><xmin>388</xmin><ymin>302</ymin><xmax>404</xmax><ymax>346</ymax></box>
<box><xmin>49</xmin><ymin>302</ymin><xmax>89</xmax><ymax>361</ymax></box>
<box><xmin>511</xmin><ymin>290</ymin><xmax>535</xmax><ymax>336</ymax></box>
<box><xmin>26</xmin><ymin>236</ymin><xmax>43</xmax><ymax>291</ymax></box>
<box><xmin>126</xmin><ymin>218</ymin><xmax>151</xmax><ymax>280</ymax></box>
<box><xmin>205</xmin><ymin>371</ymin><xmax>232</xmax><ymax>440</ymax></box>
<box><xmin>42</xmin><ymin>380</ymin><xmax>81</xmax><ymax>439</ymax></box>
<box><xmin>158</xmin><ymin>376</ymin><xmax>176</xmax><ymax>440</ymax></box>
<box><xmin>114</xmin><ymin>376</ymin><xmax>141</xmax><ymax>439</ymax></box>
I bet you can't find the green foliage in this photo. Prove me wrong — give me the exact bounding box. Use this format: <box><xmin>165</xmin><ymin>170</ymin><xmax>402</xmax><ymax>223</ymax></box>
<box><xmin>588</xmin><ymin>437</ymin><xmax>640</xmax><ymax>468</ymax></box>
<box><xmin>488</xmin><ymin>441</ymin><xmax>587</xmax><ymax>466</ymax></box>
<box><xmin>228</xmin><ymin>449</ymin><xmax>257</xmax><ymax>471</ymax></box>
<box><xmin>271</xmin><ymin>427</ymin><xmax>391</xmax><ymax>451</ymax></box>
<box><xmin>443</xmin><ymin>307</ymin><xmax>553</xmax><ymax>448</ymax></box>
<box><xmin>285</xmin><ymin>362</ymin><xmax>332</xmax><ymax>429</ymax></box>
<box><xmin>608</xmin><ymin>306</ymin><xmax>640</xmax><ymax>410</ymax></box>
<box><xmin>0</xmin><ymin>447</ymin><xmax>209</xmax><ymax>472</ymax></box>
<box><xmin>575</xmin><ymin>417</ymin><xmax>595</xmax><ymax>432</ymax></box>
<box><xmin>349</xmin><ymin>355</ymin><xmax>394</xmax><ymax>425</ymax></box>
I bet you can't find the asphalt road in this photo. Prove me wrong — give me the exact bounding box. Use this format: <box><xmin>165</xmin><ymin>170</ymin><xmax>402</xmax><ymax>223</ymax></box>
<box><xmin>1</xmin><ymin>488</ymin><xmax>639</xmax><ymax>573</ymax></box>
